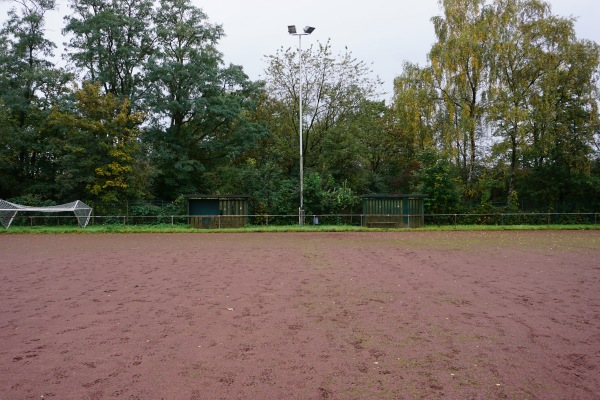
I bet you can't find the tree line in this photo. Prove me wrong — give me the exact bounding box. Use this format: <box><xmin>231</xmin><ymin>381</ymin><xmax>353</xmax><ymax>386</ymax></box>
<box><xmin>1</xmin><ymin>0</ymin><xmax>598</xmax><ymax>216</ymax></box>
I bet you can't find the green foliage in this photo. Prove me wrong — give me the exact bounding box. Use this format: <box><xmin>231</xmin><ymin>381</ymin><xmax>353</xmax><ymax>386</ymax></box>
<box><xmin>48</xmin><ymin>82</ymin><xmax>147</xmax><ymax>202</ymax></box>
<box><xmin>142</xmin><ymin>0</ymin><xmax>267</xmax><ymax>199</ymax></box>
<box><xmin>3</xmin><ymin>222</ymin><xmax>597</xmax><ymax>235</ymax></box>
<box><xmin>64</xmin><ymin>0</ymin><xmax>154</xmax><ymax>102</ymax></box>
<box><xmin>302</xmin><ymin>173</ymin><xmax>361</xmax><ymax>216</ymax></box>
<box><xmin>319</xmin><ymin>100</ymin><xmax>398</xmax><ymax>192</ymax></box>
<box><xmin>506</xmin><ymin>190</ymin><xmax>519</xmax><ymax>212</ymax></box>
<box><xmin>0</xmin><ymin>99</ymin><xmax>19</xmax><ymax>197</ymax></box>
<box><xmin>486</xmin><ymin>0</ymin><xmax>581</xmax><ymax>195</ymax></box>
<box><xmin>0</xmin><ymin>0</ymin><xmax>599</xmax><ymax>218</ymax></box>
<box><xmin>322</xmin><ymin>181</ymin><xmax>361</xmax><ymax>215</ymax></box>
<box><xmin>262</xmin><ymin>40</ymin><xmax>382</xmax><ymax>176</ymax></box>
<box><xmin>9</xmin><ymin>194</ymin><xmax>56</xmax><ymax>207</ymax></box>
<box><xmin>0</xmin><ymin>0</ymin><xmax>71</xmax><ymax>199</ymax></box>
<box><xmin>391</xmin><ymin>63</ymin><xmax>437</xmax><ymax>160</ymax></box>
<box><xmin>411</xmin><ymin>149</ymin><xmax>462</xmax><ymax>213</ymax></box>
<box><xmin>429</xmin><ymin>0</ymin><xmax>490</xmax><ymax>184</ymax></box>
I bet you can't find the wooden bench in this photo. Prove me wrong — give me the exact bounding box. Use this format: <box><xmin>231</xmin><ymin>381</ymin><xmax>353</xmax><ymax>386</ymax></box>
<box><xmin>367</xmin><ymin>222</ymin><xmax>400</xmax><ymax>228</ymax></box>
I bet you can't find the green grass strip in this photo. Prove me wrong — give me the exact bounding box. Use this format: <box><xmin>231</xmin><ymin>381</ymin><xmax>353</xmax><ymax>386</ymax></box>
<box><xmin>1</xmin><ymin>224</ymin><xmax>598</xmax><ymax>234</ymax></box>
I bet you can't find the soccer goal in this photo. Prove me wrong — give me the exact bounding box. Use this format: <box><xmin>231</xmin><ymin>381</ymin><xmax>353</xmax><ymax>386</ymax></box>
<box><xmin>0</xmin><ymin>199</ymin><xmax>93</xmax><ymax>229</ymax></box>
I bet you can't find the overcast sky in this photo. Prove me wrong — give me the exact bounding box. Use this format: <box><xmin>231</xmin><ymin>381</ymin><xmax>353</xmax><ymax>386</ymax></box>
<box><xmin>1</xmin><ymin>0</ymin><xmax>599</xmax><ymax>100</ymax></box>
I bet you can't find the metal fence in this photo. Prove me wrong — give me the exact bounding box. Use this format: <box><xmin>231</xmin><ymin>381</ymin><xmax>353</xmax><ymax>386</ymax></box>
<box><xmin>4</xmin><ymin>212</ymin><xmax>599</xmax><ymax>228</ymax></box>
<box><xmin>425</xmin><ymin>212</ymin><xmax>599</xmax><ymax>226</ymax></box>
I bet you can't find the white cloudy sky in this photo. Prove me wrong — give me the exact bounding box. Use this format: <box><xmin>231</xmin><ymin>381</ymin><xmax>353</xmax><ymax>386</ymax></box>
<box><xmin>1</xmin><ymin>0</ymin><xmax>599</xmax><ymax>99</ymax></box>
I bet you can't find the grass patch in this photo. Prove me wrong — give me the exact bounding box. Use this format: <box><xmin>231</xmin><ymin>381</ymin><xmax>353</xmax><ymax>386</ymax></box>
<box><xmin>426</xmin><ymin>224</ymin><xmax>598</xmax><ymax>231</ymax></box>
<box><xmin>0</xmin><ymin>223</ymin><xmax>597</xmax><ymax>234</ymax></box>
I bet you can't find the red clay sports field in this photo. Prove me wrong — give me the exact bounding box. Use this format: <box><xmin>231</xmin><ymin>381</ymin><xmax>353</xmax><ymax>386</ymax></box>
<box><xmin>1</xmin><ymin>230</ymin><xmax>599</xmax><ymax>399</ymax></box>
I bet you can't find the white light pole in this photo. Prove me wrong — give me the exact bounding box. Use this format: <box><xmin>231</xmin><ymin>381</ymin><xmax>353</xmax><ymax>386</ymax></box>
<box><xmin>288</xmin><ymin>25</ymin><xmax>315</xmax><ymax>226</ymax></box>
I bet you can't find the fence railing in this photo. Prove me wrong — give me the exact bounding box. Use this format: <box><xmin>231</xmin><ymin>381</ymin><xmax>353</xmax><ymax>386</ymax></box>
<box><xmin>4</xmin><ymin>212</ymin><xmax>599</xmax><ymax>228</ymax></box>
<box><xmin>425</xmin><ymin>212</ymin><xmax>599</xmax><ymax>226</ymax></box>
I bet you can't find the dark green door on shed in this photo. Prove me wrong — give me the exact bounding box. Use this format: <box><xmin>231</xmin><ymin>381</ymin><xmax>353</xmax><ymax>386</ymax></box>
<box><xmin>187</xmin><ymin>196</ymin><xmax>249</xmax><ymax>228</ymax></box>
<box><xmin>189</xmin><ymin>199</ymin><xmax>219</xmax><ymax>216</ymax></box>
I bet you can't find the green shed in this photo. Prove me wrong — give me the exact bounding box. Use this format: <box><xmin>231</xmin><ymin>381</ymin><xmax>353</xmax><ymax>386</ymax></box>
<box><xmin>187</xmin><ymin>195</ymin><xmax>249</xmax><ymax>228</ymax></box>
<box><xmin>362</xmin><ymin>194</ymin><xmax>427</xmax><ymax>228</ymax></box>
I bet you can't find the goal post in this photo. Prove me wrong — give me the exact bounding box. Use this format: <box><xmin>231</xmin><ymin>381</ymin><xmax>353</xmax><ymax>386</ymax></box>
<box><xmin>0</xmin><ymin>199</ymin><xmax>92</xmax><ymax>229</ymax></box>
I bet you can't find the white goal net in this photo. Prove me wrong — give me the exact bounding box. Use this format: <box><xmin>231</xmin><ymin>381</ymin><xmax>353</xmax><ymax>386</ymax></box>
<box><xmin>0</xmin><ymin>199</ymin><xmax>92</xmax><ymax>229</ymax></box>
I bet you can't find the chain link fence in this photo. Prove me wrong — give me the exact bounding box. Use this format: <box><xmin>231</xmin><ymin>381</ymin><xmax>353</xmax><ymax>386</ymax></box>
<box><xmin>425</xmin><ymin>213</ymin><xmax>599</xmax><ymax>226</ymax></box>
<box><xmin>5</xmin><ymin>211</ymin><xmax>599</xmax><ymax>228</ymax></box>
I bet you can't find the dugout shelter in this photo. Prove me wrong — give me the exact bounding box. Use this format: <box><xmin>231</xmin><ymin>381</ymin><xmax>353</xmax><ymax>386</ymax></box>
<box><xmin>187</xmin><ymin>195</ymin><xmax>249</xmax><ymax>228</ymax></box>
<box><xmin>362</xmin><ymin>194</ymin><xmax>427</xmax><ymax>228</ymax></box>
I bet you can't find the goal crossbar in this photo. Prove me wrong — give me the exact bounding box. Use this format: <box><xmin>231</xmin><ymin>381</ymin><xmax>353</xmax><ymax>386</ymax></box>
<box><xmin>0</xmin><ymin>199</ymin><xmax>93</xmax><ymax>229</ymax></box>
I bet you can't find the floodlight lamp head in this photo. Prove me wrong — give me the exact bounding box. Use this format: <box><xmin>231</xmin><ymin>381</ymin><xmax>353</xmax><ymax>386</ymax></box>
<box><xmin>288</xmin><ymin>25</ymin><xmax>297</xmax><ymax>34</ymax></box>
<box><xmin>304</xmin><ymin>26</ymin><xmax>315</xmax><ymax>34</ymax></box>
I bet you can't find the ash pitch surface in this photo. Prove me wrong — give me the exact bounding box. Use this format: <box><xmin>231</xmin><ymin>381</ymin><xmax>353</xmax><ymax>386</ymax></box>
<box><xmin>1</xmin><ymin>231</ymin><xmax>599</xmax><ymax>399</ymax></box>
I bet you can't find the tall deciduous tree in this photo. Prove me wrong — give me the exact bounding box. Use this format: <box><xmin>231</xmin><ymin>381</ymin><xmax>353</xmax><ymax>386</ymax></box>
<box><xmin>144</xmin><ymin>0</ymin><xmax>267</xmax><ymax>198</ymax></box>
<box><xmin>263</xmin><ymin>40</ymin><xmax>382</xmax><ymax>175</ymax></box>
<box><xmin>146</xmin><ymin>0</ymin><xmax>223</xmax><ymax>132</ymax></box>
<box><xmin>411</xmin><ymin>148</ymin><xmax>462</xmax><ymax>214</ymax></box>
<box><xmin>319</xmin><ymin>100</ymin><xmax>392</xmax><ymax>192</ymax></box>
<box><xmin>429</xmin><ymin>0</ymin><xmax>492</xmax><ymax>187</ymax></box>
<box><xmin>48</xmin><ymin>82</ymin><xmax>146</xmax><ymax>203</ymax></box>
<box><xmin>487</xmin><ymin>0</ymin><xmax>590</xmax><ymax>196</ymax></box>
<box><xmin>515</xmin><ymin>35</ymin><xmax>600</xmax><ymax>209</ymax></box>
<box><xmin>391</xmin><ymin>62</ymin><xmax>438</xmax><ymax>173</ymax></box>
<box><xmin>0</xmin><ymin>0</ymin><xmax>70</xmax><ymax>199</ymax></box>
<box><xmin>63</xmin><ymin>0</ymin><xmax>155</xmax><ymax>103</ymax></box>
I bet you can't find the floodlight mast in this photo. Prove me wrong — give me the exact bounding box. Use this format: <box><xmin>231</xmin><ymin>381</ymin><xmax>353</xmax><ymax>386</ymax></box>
<box><xmin>288</xmin><ymin>25</ymin><xmax>315</xmax><ymax>225</ymax></box>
